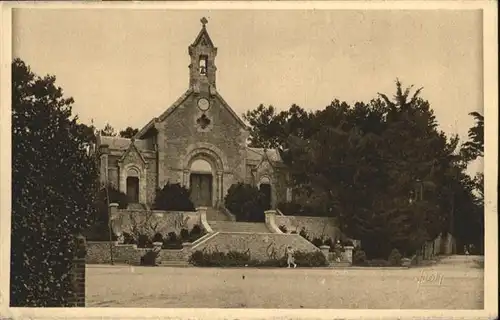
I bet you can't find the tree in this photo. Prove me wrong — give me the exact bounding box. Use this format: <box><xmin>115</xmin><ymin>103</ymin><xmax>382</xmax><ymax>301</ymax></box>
<box><xmin>243</xmin><ymin>103</ymin><xmax>313</xmax><ymax>150</ymax></box>
<box><xmin>153</xmin><ymin>182</ymin><xmax>195</xmax><ymax>211</ymax></box>
<box><xmin>100</xmin><ymin>123</ymin><xmax>116</xmax><ymax>136</ymax></box>
<box><xmin>11</xmin><ymin>58</ymin><xmax>99</xmax><ymax>306</ymax></box>
<box><xmin>85</xmin><ymin>184</ymin><xmax>128</xmax><ymax>241</ymax></box>
<box><xmin>246</xmin><ymin>79</ymin><xmax>471</xmax><ymax>258</ymax></box>
<box><xmin>224</xmin><ymin>183</ymin><xmax>266</xmax><ymax>222</ymax></box>
<box><xmin>460</xmin><ymin>111</ymin><xmax>484</xmax><ymax>162</ymax></box>
<box><xmin>119</xmin><ymin>127</ymin><xmax>139</xmax><ymax>138</ymax></box>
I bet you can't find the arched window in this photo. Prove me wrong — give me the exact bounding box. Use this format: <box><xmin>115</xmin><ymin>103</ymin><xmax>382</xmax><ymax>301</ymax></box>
<box><xmin>199</xmin><ymin>55</ymin><xmax>208</xmax><ymax>75</ymax></box>
<box><xmin>190</xmin><ymin>159</ymin><xmax>212</xmax><ymax>173</ymax></box>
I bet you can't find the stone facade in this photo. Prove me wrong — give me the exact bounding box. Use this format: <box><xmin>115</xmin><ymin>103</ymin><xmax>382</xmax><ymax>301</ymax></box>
<box><xmin>96</xmin><ymin>20</ymin><xmax>289</xmax><ymax>210</ymax></box>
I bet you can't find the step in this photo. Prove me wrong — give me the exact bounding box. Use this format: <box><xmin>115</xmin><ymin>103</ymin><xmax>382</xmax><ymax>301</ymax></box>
<box><xmin>205</xmin><ymin>207</ymin><xmax>231</xmax><ymax>221</ymax></box>
<box><xmin>208</xmin><ymin>221</ymin><xmax>270</xmax><ymax>233</ymax></box>
<box><xmin>158</xmin><ymin>260</ymin><xmax>190</xmax><ymax>267</ymax></box>
<box><xmin>329</xmin><ymin>262</ymin><xmax>352</xmax><ymax>268</ymax></box>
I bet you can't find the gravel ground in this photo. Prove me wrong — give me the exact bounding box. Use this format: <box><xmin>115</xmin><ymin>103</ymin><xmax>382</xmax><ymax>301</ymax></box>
<box><xmin>86</xmin><ymin>256</ymin><xmax>484</xmax><ymax>309</ymax></box>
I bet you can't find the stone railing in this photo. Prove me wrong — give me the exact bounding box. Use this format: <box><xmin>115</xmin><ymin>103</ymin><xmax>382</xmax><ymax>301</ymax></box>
<box><xmin>197</xmin><ymin>206</ymin><xmax>213</xmax><ymax>233</ymax></box>
<box><xmin>191</xmin><ymin>232</ymin><xmax>321</xmax><ymax>261</ymax></box>
<box><xmin>219</xmin><ymin>205</ymin><xmax>237</xmax><ymax>221</ymax></box>
<box><xmin>264</xmin><ymin>210</ymin><xmax>283</xmax><ymax>234</ymax></box>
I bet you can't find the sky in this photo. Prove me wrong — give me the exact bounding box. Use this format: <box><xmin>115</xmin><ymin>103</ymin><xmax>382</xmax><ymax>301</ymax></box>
<box><xmin>12</xmin><ymin>8</ymin><xmax>483</xmax><ymax>173</ymax></box>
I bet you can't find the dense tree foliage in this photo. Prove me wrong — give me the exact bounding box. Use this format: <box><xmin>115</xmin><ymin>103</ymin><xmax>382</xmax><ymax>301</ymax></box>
<box><xmin>100</xmin><ymin>123</ymin><xmax>116</xmax><ymax>136</ymax></box>
<box><xmin>85</xmin><ymin>184</ymin><xmax>129</xmax><ymax>241</ymax></box>
<box><xmin>224</xmin><ymin>183</ymin><xmax>266</xmax><ymax>222</ymax></box>
<box><xmin>119</xmin><ymin>126</ymin><xmax>139</xmax><ymax>138</ymax></box>
<box><xmin>11</xmin><ymin>58</ymin><xmax>99</xmax><ymax>306</ymax></box>
<box><xmin>244</xmin><ymin>80</ymin><xmax>484</xmax><ymax>258</ymax></box>
<box><xmin>153</xmin><ymin>182</ymin><xmax>195</xmax><ymax>211</ymax></box>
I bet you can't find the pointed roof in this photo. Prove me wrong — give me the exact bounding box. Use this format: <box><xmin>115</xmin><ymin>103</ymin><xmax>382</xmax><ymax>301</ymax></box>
<box><xmin>190</xmin><ymin>17</ymin><xmax>215</xmax><ymax>48</ymax></box>
<box><xmin>118</xmin><ymin>139</ymin><xmax>147</xmax><ymax>164</ymax></box>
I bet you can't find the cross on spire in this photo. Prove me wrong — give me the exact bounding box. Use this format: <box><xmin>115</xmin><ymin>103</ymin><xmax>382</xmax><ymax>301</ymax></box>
<box><xmin>200</xmin><ymin>17</ymin><xmax>208</xmax><ymax>28</ymax></box>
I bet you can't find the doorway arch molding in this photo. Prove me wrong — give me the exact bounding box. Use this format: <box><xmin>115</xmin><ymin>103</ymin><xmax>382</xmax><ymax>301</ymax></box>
<box><xmin>182</xmin><ymin>143</ymin><xmax>228</xmax><ymax>207</ymax></box>
<box><xmin>118</xmin><ymin>163</ymin><xmax>147</xmax><ymax>204</ymax></box>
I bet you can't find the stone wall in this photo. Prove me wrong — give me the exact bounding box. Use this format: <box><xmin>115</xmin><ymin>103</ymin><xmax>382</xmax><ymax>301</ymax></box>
<box><xmin>274</xmin><ymin>214</ymin><xmax>342</xmax><ymax>241</ymax></box>
<box><xmin>192</xmin><ymin>232</ymin><xmax>320</xmax><ymax>261</ymax></box>
<box><xmin>70</xmin><ymin>258</ymin><xmax>85</xmax><ymax>307</ymax></box>
<box><xmin>86</xmin><ymin>241</ymin><xmax>145</xmax><ymax>265</ymax></box>
<box><xmin>110</xmin><ymin>208</ymin><xmax>201</xmax><ymax>237</ymax></box>
<box><xmin>159</xmin><ymin>92</ymin><xmax>248</xmax><ymax>197</ymax></box>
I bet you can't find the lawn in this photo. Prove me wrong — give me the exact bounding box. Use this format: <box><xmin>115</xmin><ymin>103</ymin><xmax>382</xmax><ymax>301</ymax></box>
<box><xmin>86</xmin><ymin>256</ymin><xmax>484</xmax><ymax>309</ymax></box>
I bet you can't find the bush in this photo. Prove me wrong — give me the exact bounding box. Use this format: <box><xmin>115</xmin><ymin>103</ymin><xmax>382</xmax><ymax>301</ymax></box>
<box><xmin>323</xmin><ymin>238</ymin><xmax>334</xmax><ymax>250</ymax></box>
<box><xmin>137</xmin><ymin>234</ymin><xmax>152</xmax><ymax>248</ymax></box>
<box><xmin>277</xmin><ymin>201</ymin><xmax>328</xmax><ymax>217</ymax></box>
<box><xmin>151</xmin><ymin>233</ymin><xmax>163</xmax><ymax>243</ymax></box>
<box><xmin>84</xmin><ymin>184</ymin><xmax>128</xmax><ymax>241</ymax></box>
<box><xmin>189</xmin><ymin>224</ymin><xmax>205</xmax><ymax>242</ymax></box>
<box><xmin>140</xmin><ymin>249</ymin><xmax>159</xmax><ymax>266</ymax></box>
<box><xmin>278</xmin><ymin>225</ymin><xmax>288</xmax><ymax>233</ymax></box>
<box><xmin>189</xmin><ymin>250</ymin><xmax>327</xmax><ymax>267</ymax></box>
<box><xmin>153</xmin><ymin>182</ymin><xmax>195</xmax><ymax>211</ymax></box>
<box><xmin>224</xmin><ymin>183</ymin><xmax>266</xmax><ymax>222</ymax></box>
<box><xmin>180</xmin><ymin>228</ymin><xmax>189</xmax><ymax>241</ymax></box>
<box><xmin>293</xmin><ymin>251</ymin><xmax>328</xmax><ymax>267</ymax></box>
<box><xmin>352</xmin><ymin>249</ymin><xmax>367</xmax><ymax>265</ymax></box>
<box><xmin>365</xmin><ymin>259</ymin><xmax>390</xmax><ymax>267</ymax></box>
<box><xmin>388</xmin><ymin>248</ymin><xmax>403</xmax><ymax>266</ymax></box>
<box><xmin>299</xmin><ymin>227</ymin><xmax>310</xmax><ymax>241</ymax></box>
<box><xmin>162</xmin><ymin>231</ymin><xmax>183</xmax><ymax>249</ymax></box>
<box><xmin>122</xmin><ymin>232</ymin><xmax>136</xmax><ymax>244</ymax></box>
<box><xmin>311</xmin><ymin>237</ymin><xmax>323</xmax><ymax>248</ymax></box>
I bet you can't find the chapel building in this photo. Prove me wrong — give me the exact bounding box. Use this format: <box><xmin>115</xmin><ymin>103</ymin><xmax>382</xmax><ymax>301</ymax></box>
<box><xmin>97</xmin><ymin>19</ymin><xmax>292</xmax><ymax>210</ymax></box>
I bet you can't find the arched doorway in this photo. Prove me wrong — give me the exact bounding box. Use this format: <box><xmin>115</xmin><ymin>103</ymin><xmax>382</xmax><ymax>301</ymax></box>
<box><xmin>189</xmin><ymin>159</ymin><xmax>213</xmax><ymax>207</ymax></box>
<box><xmin>259</xmin><ymin>177</ymin><xmax>272</xmax><ymax>210</ymax></box>
<box><xmin>126</xmin><ymin>177</ymin><xmax>139</xmax><ymax>203</ymax></box>
<box><xmin>126</xmin><ymin>167</ymin><xmax>140</xmax><ymax>203</ymax></box>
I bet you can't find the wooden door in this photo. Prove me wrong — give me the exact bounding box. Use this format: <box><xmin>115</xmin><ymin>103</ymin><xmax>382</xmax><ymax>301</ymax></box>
<box><xmin>190</xmin><ymin>174</ymin><xmax>213</xmax><ymax>207</ymax></box>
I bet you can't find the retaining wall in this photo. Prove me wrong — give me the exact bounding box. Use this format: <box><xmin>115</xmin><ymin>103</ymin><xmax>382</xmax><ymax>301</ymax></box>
<box><xmin>192</xmin><ymin>232</ymin><xmax>321</xmax><ymax>261</ymax></box>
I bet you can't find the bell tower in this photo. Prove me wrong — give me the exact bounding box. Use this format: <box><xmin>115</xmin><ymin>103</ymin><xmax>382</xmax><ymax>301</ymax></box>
<box><xmin>189</xmin><ymin>17</ymin><xmax>217</xmax><ymax>94</ymax></box>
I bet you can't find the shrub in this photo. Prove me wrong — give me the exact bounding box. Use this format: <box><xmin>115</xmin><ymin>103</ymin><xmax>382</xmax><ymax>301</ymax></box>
<box><xmin>342</xmin><ymin>240</ymin><xmax>354</xmax><ymax>247</ymax></box>
<box><xmin>299</xmin><ymin>227</ymin><xmax>310</xmax><ymax>241</ymax></box>
<box><xmin>293</xmin><ymin>251</ymin><xmax>328</xmax><ymax>267</ymax></box>
<box><xmin>180</xmin><ymin>228</ymin><xmax>190</xmax><ymax>241</ymax></box>
<box><xmin>140</xmin><ymin>249</ymin><xmax>159</xmax><ymax>266</ymax></box>
<box><xmin>352</xmin><ymin>249</ymin><xmax>367</xmax><ymax>265</ymax></box>
<box><xmin>312</xmin><ymin>237</ymin><xmax>323</xmax><ymax>248</ymax></box>
<box><xmin>278</xmin><ymin>225</ymin><xmax>288</xmax><ymax>233</ymax></box>
<box><xmin>189</xmin><ymin>250</ymin><xmax>327</xmax><ymax>267</ymax></box>
<box><xmin>323</xmin><ymin>238</ymin><xmax>334</xmax><ymax>250</ymax></box>
<box><xmin>122</xmin><ymin>232</ymin><xmax>136</xmax><ymax>244</ymax></box>
<box><xmin>85</xmin><ymin>184</ymin><xmax>128</xmax><ymax>241</ymax></box>
<box><xmin>153</xmin><ymin>182</ymin><xmax>195</xmax><ymax>211</ymax></box>
<box><xmin>224</xmin><ymin>183</ymin><xmax>266</xmax><ymax>222</ymax></box>
<box><xmin>151</xmin><ymin>233</ymin><xmax>163</xmax><ymax>243</ymax></box>
<box><xmin>162</xmin><ymin>231</ymin><xmax>183</xmax><ymax>249</ymax></box>
<box><xmin>137</xmin><ymin>234</ymin><xmax>152</xmax><ymax>248</ymax></box>
<box><xmin>365</xmin><ymin>259</ymin><xmax>390</xmax><ymax>267</ymax></box>
<box><xmin>388</xmin><ymin>248</ymin><xmax>403</xmax><ymax>266</ymax></box>
<box><xmin>189</xmin><ymin>224</ymin><xmax>205</xmax><ymax>242</ymax></box>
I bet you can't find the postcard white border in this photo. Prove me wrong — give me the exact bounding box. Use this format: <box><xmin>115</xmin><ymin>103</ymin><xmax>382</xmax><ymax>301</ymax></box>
<box><xmin>0</xmin><ymin>1</ymin><xmax>497</xmax><ymax>320</ymax></box>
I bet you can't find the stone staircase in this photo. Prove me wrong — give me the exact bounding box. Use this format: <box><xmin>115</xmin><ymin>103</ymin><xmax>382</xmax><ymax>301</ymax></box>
<box><xmin>127</xmin><ymin>203</ymin><xmax>147</xmax><ymax>210</ymax></box>
<box><xmin>208</xmin><ymin>220</ymin><xmax>270</xmax><ymax>233</ymax></box>
<box><xmin>158</xmin><ymin>249</ymin><xmax>190</xmax><ymax>268</ymax></box>
<box><xmin>158</xmin><ymin>260</ymin><xmax>190</xmax><ymax>268</ymax></box>
<box><xmin>206</xmin><ymin>207</ymin><xmax>231</xmax><ymax>221</ymax></box>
